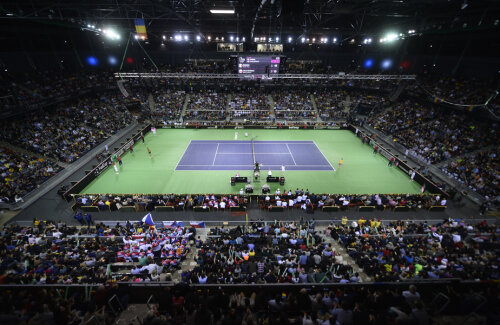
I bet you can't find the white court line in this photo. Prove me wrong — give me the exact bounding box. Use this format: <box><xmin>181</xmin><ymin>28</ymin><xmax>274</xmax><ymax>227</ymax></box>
<box><xmin>177</xmin><ymin>164</ymin><xmax>332</xmax><ymax>167</ymax></box>
<box><xmin>312</xmin><ymin>141</ymin><xmax>336</xmax><ymax>171</ymax></box>
<box><xmin>174</xmin><ymin>140</ymin><xmax>193</xmax><ymax>170</ymax></box>
<box><xmin>286</xmin><ymin>143</ymin><xmax>297</xmax><ymax>165</ymax></box>
<box><xmin>212</xmin><ymin>143</ymin><xmax>219</xmax><ymax>166</ymax></box>
<box><xmin>217</xmin><ymin>152</ymin><xmax>290</xmax><ymax>155</ymax></box>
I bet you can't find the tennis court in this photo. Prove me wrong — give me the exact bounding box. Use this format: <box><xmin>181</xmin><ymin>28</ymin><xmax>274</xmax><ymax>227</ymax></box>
<box><xmin>80</xmin><ymin>129</ymin><xmax>422</xmax><ymax>195</ymax></box>
<box><xmin>175</xmin><ymin>140</ymin><xmax>335</xmax><ymax>171</ymax></box>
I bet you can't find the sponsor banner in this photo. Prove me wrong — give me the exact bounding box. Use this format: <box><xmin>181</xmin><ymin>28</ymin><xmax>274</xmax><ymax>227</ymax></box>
<box><xmin>264</xmin><ymin>126</ymin><xmax>277</xmax><ymax>129</ymax></box>
<box><xmin>161</xmin><ymin>125</ymin><xmax>172</xmax><ymax>129</ymax></box>
<box><xmin>93</xmin><ymin>159</ymin><xmax>113</xmax><ymax>177</ymax></box>
<box><xmin>327</xmin><ymin>126</ymin><xmax>340</xmax><ymax>130</ymax></box>
<box><xmin>208</xmin><ymin>126</ymin><xmax>218</xmax><ymax>129</ymax></box>
<box><xmin>234</xmin><ymin>126</ymin><xmax>244</xmax><ymax>129</ymax></box>
<box><xmin>174</xmin><ymin>125</ymin><xmax>186</xmax><ymax>129</ymax></box>
<box><xmin>289</xmin><ymin>126</ymin><xmax>300</xmax><ymax>129</ymax></box>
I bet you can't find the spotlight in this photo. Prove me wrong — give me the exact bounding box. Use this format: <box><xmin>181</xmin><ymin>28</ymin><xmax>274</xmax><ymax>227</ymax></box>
<box><xmin>108</xmin><ymin>56</ymin><xmax>118</xmax><ymax>65</ymax></box>
<box><xmin>163</xmin><ymin>35</ymin><xmax>166</xmax><ymax>40</ymax></box>
<box><xmin>254</xmin><ymin>37</ymin><xmax>259</xmax><ymax>42</ymax></box>
<box><xmin>184</xmin><ymin>35</ymin><xmax>188</xmax><ymax>40</ymax></box>
<box><xmin>242</xmin><ymin>37</ymin><xmax>246</xmax><ymax>42</ymax></box>
<box><xmin>134</xmin><ymin>35</ymin><xmax>139</xmax><ymax>40</ymax></box>
<box><xmin>207</xmin><ymin>36</ymin><xmax>211</xmax><ymax>40</ymax></box>
<box><xmin>381</xmin><ymin>59</ymin><xmax>392</xmax><ymax>69</ymax></box>
<box><xmin>269</xmin><ymin>37</ymin><xmax>272</xmax><ymax>42</ymax></box>
<box><xmin>236</xmin><ymin>37</ymin><xmax>239</xmax><ymax>42</ymax></box>
<box><xmin>364</xmin><ymin>59</ymin><xmax>373</xmax><ymax>68</ymax></box>
<box><xmin>288</xmin><ymin>36</ymin><xmax>292</xmax><ymax>43</ymax></box>
<box><xmin>87</xmin><ymin>56</ymin><xmax>98</xmax><ymax>66</ymax></box>
<box><xmin>196</xmin><ymin>35</ymin><xmax>201</xmax><ymax>41</ymax></box>
<box><xmin>174</xmin><ymin>34</ymin><xmax>182</xmax><ymax>41</ymax></box>
<box><xmin>301</xmin><ymin>37</ymin><xmax>305</xmax><ymax>43</ymax></box>
<box><xmin>275</xmin><ymin>36</ymin><xmax>279</xmax><ymax>42</ymax></box>
<box><xmin>333</xmin><ymin>37</ymin><xmax>337</xmax><ymax>43</ymax></box>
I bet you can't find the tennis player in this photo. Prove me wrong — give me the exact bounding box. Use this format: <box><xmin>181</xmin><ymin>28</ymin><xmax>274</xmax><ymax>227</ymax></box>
<box><xmin>339</xmin><ymin>158</ymin><xmax>344</xmax><ymax>166</ymax></box>
<box><xmin>147</xmin><ymin>147</ymin><xmax>152</xmax><ymax>158</ymax></box>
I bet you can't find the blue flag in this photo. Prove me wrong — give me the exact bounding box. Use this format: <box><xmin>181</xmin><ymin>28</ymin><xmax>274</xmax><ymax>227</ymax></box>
<box><xmin>142</xmin><ymin>213</ymin><xmax>155</xmax><ymax>226</ymax></box>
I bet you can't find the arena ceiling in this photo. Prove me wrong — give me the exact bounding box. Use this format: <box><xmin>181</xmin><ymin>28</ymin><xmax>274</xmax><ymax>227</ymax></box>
<box><xmin>0</xmin><ymin>0</ymin><xmax>499</xmax><ymax>40</ymax></box>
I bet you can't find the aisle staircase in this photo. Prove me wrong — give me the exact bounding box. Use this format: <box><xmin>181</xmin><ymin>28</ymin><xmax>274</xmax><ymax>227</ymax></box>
<box><xmin>320</xmin><ymin>226</ymin><xmax>370</xmax><ymax>282</ymax></box>
<box><xmin>147</xmin><ymin>93</ymin><xmax>155</xmax><ymax>111</ymax></box>
<box><xmin>267</xmin><ymin>94</ymin><xmax>276</xmax><ymax>120</ymax></box>
<box><xmin>180</xmin><ymin>93</ymin><xmax>190</xmax><ymax>122</ymax></box>
<box><xmin>225</xmin><ymin>94</ymin><xmax>232</xmax><ymax>122</ymax></box>
<box><xmin>309</xmin><ymin>94</ymin><xmax>321</xmax><ymax>122</ymax></box>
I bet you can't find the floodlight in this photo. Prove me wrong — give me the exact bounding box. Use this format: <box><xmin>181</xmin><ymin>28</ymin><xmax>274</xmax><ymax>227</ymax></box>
<box><xmin>184</xmin><ymin>35</ymin><xmax>188</xmax><ymax>40</ymax></box>
<box><xmin>275</xmin><ymin>37</ymin><xmax>279</xmax><ymax>42</ymax></box>
<box><xmin>242</xmin><ymin>37</ymin><xmax>246</xmax><ymax>41</ymax></box>
<box><xmin>174</xmin><ymin>34</ymin><xmax>182</xmax><ymax>41</ymax></box>
<box><xmin>333</xmin><ymin>37</ymin><xmax>337</xmax><ymax>43</ymax></box>
<box><xmin>301</xmin><ymin>37</ymin><xmax>305</xmax><ymax>43</ymax></box>
<box><xmin>210</xmin><ymin>9</ymin><xmax>235</xmax><ymax>14</ymax></box>
<box><xmin>364</xmin><ymin>59</ymin><xmax>373</xmax><ymax>68</ymax></box>
<box><xmin>288</xmin><ymin>36</ymin><xmax>292</xmax><ymax>43</ymax></box>
<box><xmin>383</xmin><ymin>32</ymin><xmax>398</xmax><ymax>43</ymax></box>
<box><xmin>196</xmin><ymin>35</ymin><xmax>201</xmax><ymax>41</ymax></box>
<box><xmin>230</xmin><ymin>36</ymin><xmax>234</xmax><ymax>41</ymax></box>
<box><xmin>134</xmin><ymin>35</ymin><xmax>139</xmax><ymax>40</ymax></box>
<box><xmin>163</xmin><ymin>35</ymin><xmax>166</xmax><ymax>40</ymax></box>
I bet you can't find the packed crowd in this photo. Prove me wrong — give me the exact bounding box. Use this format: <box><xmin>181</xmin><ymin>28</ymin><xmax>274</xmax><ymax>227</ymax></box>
<box><xmin>0</xmin><ymin>147</ymin><xmax>61</xmax><ymax>203</ymax></box>
<box><xmin>313</xmin><ymin>90</ymin><xmax>348</xmax><ymax>121</ymax></box>
<box><xmin>442</xmin><ymin>150</ymin><xmax>499</xmax><ymax>199</ymax></box>
<box><xmin>228</xmin><ymin>90</ymin><xmax>272</xmax><ymax>120</ymax></box>
<box><xmin>273</xmin><ymin>91</ymin><xmax>316</xmax><ymax>120</ymax></box>
<box><xmin>257</xmin><ymin>190</ymin><xmax>444</xmax><ymax>210</ymax></box>
<box><xmin>0</xmin><ymin>70</ymin><xmax>113</xmax><ymax>107</ymax></box>
<box><xmin>0</xmin><ymin>94</ymin><xmax>132</xmax><ymax>163</ymax></box>
<box><xmin>151</xmin><ymin>89</ymin><xmax>186</xmax><ymax>121</ymax></box>
<box><xmin>74</xmin><ymin>194</ymin><xmax>249</xmax><ymax>211</ymax></box>
<box><xmin>333</xmin><ymin>218</ymin><xmax>499</xmax><ymax>282</ymax></box>
<box><xmin>0</xmin><ymin>220</ymin><xmax>195</xmax><ymax>284</ymax></box>
<box><xmin>368</xmin><ymin>100</ymin><xmax>498</xmax><ymax>164</ymax></box>
<box><xmin>184</xmin><ymin>220</ymin><xmax>355</xmax><ymax>285</ymax></box>
<box><xmin>415</xmin><ymin>75</ymin><xmax>497</xmax><ymax>105</ymax></box>
<box><xmin>183</xmin><ymin>90</ymin><xmax>228</xmax><ymax>121</ymax></box>
<box><xmin>0</xmin><ymin>285</ymin><xmax>124</xmax><ymax>325</ymax></box>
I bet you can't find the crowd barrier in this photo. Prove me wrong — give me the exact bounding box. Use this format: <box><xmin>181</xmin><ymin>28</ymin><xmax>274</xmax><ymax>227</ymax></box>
<box><xmin>63</xmin><ymin>123</ymin><xmax>152</xmax><ymax>200</ymax></box>
<box><xmin>71</xmin><ymin>192</ymin><xmax>445</xmax><ymax>212</ymax></box>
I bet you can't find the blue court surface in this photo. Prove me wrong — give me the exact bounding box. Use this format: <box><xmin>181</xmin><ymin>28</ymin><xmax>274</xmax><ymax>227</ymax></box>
<box><xmin>175</xmin><ymin>140</ymin><xmax>335</xmax><ymax>171</ymax></box>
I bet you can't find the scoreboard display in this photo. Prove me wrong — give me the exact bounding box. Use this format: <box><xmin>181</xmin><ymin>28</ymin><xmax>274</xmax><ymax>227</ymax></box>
<box><xmin>238</xmin><ymin>56</ymin><xmax>280</xmax><ymax>78</ymax></box>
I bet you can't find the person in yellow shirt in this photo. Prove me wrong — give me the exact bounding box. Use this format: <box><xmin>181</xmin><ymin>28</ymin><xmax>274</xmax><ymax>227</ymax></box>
<box><xmin>358</xmin><ymin>217</ymin><xmax>366</xmax><ymax>227</ymax></box>
<box><xmin>341</xmin><ymin>216</ymin><xmax>348</xmax><ymax>226</ymax></box>
<box><xmin>338</xmin><ymin>158</ymin><xmax>344</xmax><ymax>167</ymax></box>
